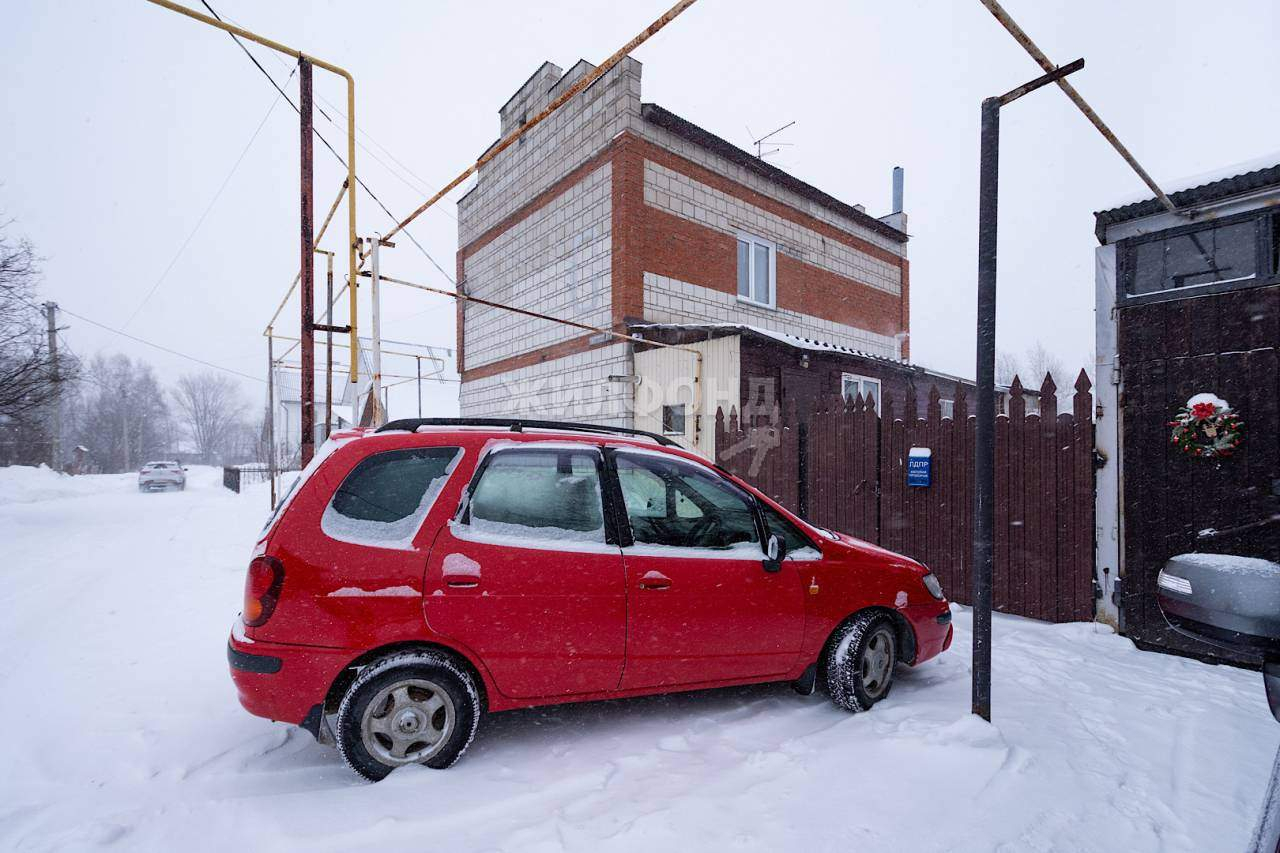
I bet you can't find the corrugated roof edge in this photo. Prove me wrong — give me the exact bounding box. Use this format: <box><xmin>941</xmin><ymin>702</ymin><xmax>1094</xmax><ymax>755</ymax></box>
<box><xmin>640</xmin><ymin>104</ymin><xmax>908</xmax><ymax>245</ymax></box>
<box><xmin>1093</xmin><ymin>162</ymin><xmax>1280</xmax><ymax>243</ymax></box>
<box><xmin>629</xmin><ymin>322</ymin><xmax>1021</xmax><ymax>392</ymax></box>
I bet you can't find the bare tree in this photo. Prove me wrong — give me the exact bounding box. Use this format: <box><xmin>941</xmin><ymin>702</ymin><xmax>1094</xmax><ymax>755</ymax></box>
<box><xmin>0</xmin><ymin>222</ymin><xmax>74</xmax><ymax>418</ymax></box>
<box><xmin>172</xmin><ymin>372</ymin><xmax>244</xmax><ymax>465</ymax></box>
<box><xmin>996</xmin><ymin>344</ymin><xmax>1068</xmax><ymax>386</ymax></box>
<box><xmin>1022</xmin><ymin>342</ymin><xmax>1067</xmax><ymax>387</ymax></box>
<box><xmin>65</xmin><ymin>354</ymin><xmax>171</xmax><ymax>473</ymax></box>
<box><xmin>995</xmin><ymin>350</ymin><xmax>1022</xmax><ymax>387</ymax></box>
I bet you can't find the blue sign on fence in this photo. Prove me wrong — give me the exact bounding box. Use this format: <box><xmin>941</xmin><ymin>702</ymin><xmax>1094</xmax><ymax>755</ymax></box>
<box><xmin>907</xmin><ymin>447</ymin><xmax>932</xmax><ymax>487</ymax></box>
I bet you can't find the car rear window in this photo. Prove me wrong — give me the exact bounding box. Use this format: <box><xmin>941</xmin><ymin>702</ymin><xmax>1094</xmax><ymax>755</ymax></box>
<box><xmin>322</xmin><ymin>446</ymin><xmax>462</xmax><ymax>549</ymax></box>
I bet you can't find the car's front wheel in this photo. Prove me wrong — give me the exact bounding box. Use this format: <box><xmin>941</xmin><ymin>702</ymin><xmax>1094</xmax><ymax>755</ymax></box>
<box><xmin>825</xmin><ymin>611</ymin><xmax>898</xmax><ymax>712</ymax></box>
<box><xmin>336</xmin><ymin>650</ymin><xmax>481</xmax><ymax>781</ymax></box>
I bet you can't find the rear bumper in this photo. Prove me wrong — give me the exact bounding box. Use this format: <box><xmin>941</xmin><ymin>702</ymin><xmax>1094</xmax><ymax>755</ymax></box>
<box><xmin>227</xmin><ymin>628</ymin><xmax>355</xmax><ymax>725</ymax></box>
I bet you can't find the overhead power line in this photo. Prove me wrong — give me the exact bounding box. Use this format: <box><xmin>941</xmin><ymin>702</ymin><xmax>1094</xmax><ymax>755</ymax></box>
<box><xmin>121</xmin><ymin>69</ymin><xmax>295</xmax><ymax>329</ymax></box>
<box><xmin>200</xmin><ymin>0</ymin><xmax>453</xmax><ymax>280</ymax></box>
<box><xmin>60</xmin><ymin>306</ymin><xmax>266</xmax><ymax>384</ymax></box>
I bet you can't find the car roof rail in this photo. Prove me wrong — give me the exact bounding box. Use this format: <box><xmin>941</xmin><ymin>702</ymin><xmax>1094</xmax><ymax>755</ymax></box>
<box><xmin>376</xmin><ymin>417</ymin><xmax>681</xmax><ymax>447</ymax></box>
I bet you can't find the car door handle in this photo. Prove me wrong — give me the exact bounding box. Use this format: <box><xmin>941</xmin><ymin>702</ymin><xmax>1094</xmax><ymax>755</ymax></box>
<box><xmin>445</xmin><ymin>575</ymin><xmax>480</xmax><ymax>588</ymax></box>
<box><xmin>638</xmin><ymin>571</ymin><xmax>671</xmax><ymax>590</ymax></box>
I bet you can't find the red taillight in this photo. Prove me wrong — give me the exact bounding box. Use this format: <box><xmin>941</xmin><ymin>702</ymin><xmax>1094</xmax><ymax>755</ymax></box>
<box><xmin>243</xmin><ymin>555</ymin><xmax>285</xmax><ymax>627</ymax></box>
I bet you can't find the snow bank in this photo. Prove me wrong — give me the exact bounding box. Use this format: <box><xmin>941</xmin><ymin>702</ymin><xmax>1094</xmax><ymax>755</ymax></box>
<box><xmin>0</xmin><ymin>464</ymin><xmax>221</xmax><ymax>506</ymax></box>
<box><xmin>0</xmin><ymin>464</ymin><xmax>130</xmax><ymax>505</ymax></box>
<box><xmin>0</xmin><ymin>473</ymin><xmax>1276</xmax><ymax>852</ymax></box>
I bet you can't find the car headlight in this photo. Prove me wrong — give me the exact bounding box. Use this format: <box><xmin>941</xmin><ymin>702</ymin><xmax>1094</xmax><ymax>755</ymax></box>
<box><xmin>922</xmin><ymin>572</ymin><xmax>945</xmax><ymax>600</ymax></box>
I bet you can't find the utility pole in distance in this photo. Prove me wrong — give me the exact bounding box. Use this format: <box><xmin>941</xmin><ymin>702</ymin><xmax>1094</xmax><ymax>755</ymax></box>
<box><xmin>972</xmin><ymin>57</ymin><xmax>1084</xmax><ymax>723</ymax></box>
<box><xmin>44</xmin><ymin>301</ymin><xmax>62</xmax><ymax>472</ymax></box>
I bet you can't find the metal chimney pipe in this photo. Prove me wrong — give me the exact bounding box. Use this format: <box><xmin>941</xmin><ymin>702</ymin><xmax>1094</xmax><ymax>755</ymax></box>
<box><xmin>892</xmin><ymin>166</ymin><xmax>904</xmax><ymax>214</ymax></box>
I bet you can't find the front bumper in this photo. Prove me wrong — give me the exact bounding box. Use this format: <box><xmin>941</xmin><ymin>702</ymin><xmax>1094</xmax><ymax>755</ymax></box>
<box><xmin>903</xmin><ymin>602</ymin><xmax>954</xmax><ymax>664</ymax></box>
<box><xmin>227</xmin><ymin>628</ymin><xmax>355</xmax><ymax>725</ymax></box>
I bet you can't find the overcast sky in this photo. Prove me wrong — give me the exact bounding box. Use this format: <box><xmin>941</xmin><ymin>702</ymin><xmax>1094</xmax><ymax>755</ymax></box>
<box><xmin>3</xmin><ymin>0</ymin><xmax>1278</xmax><ymax>418</ymax></box>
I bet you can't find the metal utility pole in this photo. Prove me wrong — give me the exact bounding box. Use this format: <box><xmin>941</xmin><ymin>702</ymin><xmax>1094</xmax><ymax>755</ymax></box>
<box><xmin>973</xmin><ymin>57</ymin><xmax>1084</xmax><ymax>723</ymax></box>
<box><xmin>298</xmin><ymin>58</ymin><xmax>316</xmax><ymax>467</ymax></box>
<box><xmin>44</xmin><ymin>302</ymin><xmax>61</xmax><ymax>472</ymax></box>
<box><xmin>366</xmin><ymin>236</ymin><xmax>394</xmax><ymax>427</ymax></box>
<box><xmin>322</xmin><ymin>250</ymin><xmax>334</xmax><ymax>440</ymax></box>
<box><xmin>370</xmin><ymin>236</ymin><xmax>382</xmax><ymax>423</ymax></box>
<box><xmin>267</xmin><ymin>329</ymin><xmax>277</xmax><ymax>507</ymax></box>
<box><xmin>416</xmin><ymin>356</ymin><xmax>422</xmax><ymax>418</ymax></box>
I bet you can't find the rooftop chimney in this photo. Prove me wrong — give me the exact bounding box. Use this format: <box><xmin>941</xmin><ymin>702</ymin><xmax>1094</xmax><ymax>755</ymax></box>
<box><xmin>878</xmin><ymin>166</ymin><xmax>908</xmax><ymax>234</ymax></box>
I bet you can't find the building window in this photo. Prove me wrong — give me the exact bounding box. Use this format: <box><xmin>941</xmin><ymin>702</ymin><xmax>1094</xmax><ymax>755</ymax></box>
<box><xmin>1121</xmin><ymin>212</ymin><xmax>1277</xmax><ymax>300</ymax></box>
<box><xmin>841</xmin><ymin>373</ymin><xmax>881</xmax><ymax>409</ymax></box>
<box><xmin>940</xmin><ymin>399</ymin><xmax>955</xmax><ymax>419</ymax></box>
<box><xmin>661</xmin><ymin>404</ymin><xmax>686</xmax><ymax>436</ymax></box>
<box><xmin>736</xmin><ymin>232</ymin><xmax>776</xmax><ymax>308</ymax></box>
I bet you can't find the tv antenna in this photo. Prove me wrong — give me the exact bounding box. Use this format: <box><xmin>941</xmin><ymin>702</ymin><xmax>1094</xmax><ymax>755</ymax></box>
<box><xmin>747</xmin><ymin>120</ymin><xmax>796</xmax><ymax>160</ymax></box>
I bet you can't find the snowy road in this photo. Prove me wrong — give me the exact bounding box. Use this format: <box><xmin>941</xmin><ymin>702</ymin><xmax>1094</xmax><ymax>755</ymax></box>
<box><xmin>0</xmin><ymin>466</ymin><xmax>1274</xmax><ymax>852</ymax></box>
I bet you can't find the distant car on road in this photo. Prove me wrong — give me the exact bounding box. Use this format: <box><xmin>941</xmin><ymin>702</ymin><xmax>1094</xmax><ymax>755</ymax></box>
<box><xmin>228</xmin><ymin>419</ymin><xmax>953</xmax><ymax>781</ymax></box>
<box><xmin>138</xmin><ymin>461</ymin><xmax>186</xmax><ymax>492</ymax></box>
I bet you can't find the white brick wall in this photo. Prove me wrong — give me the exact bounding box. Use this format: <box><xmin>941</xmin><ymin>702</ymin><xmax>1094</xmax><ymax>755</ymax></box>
<box><xmin>459</xmin><ymin>343</ymin><xmax>634</xmax><ymax>426</ymax></box>
<box><xmin>458</xmin><ymin>59</ymin><xmax>640</xmax><ymax>247</ymax></box>
<box><xmin>644</xmin><ymin>160</ymin><xmax>901</xmax><ymax>295</ymax></box>
<box><xmin>643</xmin><ymin>272</ymin><xmax>898</xmax><ymax>358</ymax></box>
<box><xmin>462</xmin><ymin>163</ymin><xmax>613</xmax><ymax>369</ymax></box>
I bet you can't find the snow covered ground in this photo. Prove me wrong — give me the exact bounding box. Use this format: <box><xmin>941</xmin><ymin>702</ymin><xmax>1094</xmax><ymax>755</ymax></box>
<box><xmin>0</xmin><ymin>465</ymin><xmax>1274</xmax><ymax>852</ymax></box>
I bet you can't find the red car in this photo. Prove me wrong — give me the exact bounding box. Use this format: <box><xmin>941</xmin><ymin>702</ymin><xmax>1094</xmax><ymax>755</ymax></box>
<box><xmin>229</xmin><ymin>419</ymin><xmax>952</xmax><ymax>781</ymax></box>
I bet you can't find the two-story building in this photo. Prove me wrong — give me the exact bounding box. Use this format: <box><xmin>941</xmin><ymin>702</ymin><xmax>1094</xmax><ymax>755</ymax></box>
<box><xmin>457</xmin><ymin>58</ymin><xmax>968</xmax><ymax>455</ymax></box>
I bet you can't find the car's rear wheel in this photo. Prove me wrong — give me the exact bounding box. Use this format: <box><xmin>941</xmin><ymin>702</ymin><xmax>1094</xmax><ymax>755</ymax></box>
<box><xmin>825</xmin><ymin>611</ymin><xmax>898</xmax><ymax>712</ymax></box>
<box><xmin>336</xmin><ymin>651</ymin><xmax>481</xmax><ymax>781</ymax></box>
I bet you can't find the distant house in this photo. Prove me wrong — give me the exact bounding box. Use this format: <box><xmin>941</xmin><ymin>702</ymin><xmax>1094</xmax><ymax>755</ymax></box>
<box><xmin>1094</xmin><ymin>158</ymin><xmax>1280</xmax><ymax>664</ymax></box>
<box><xmin>269</xmin><ymin>368</ymin><xmax>352</xmax><ymax>467</ymax></box>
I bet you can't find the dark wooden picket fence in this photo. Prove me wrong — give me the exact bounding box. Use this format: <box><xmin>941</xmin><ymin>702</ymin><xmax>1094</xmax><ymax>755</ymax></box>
<box><xmin>715</xmin><ymin>371</ymin><xmax>1096</xmax><ymax>624</ymax></box>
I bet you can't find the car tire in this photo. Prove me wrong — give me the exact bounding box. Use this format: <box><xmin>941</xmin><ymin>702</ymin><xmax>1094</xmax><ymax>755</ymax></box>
<box><xmin>336</xmin><ymin>650</ymin><xmax>481</xmax><ymax>781</ymax></box>
<box><xmin>825</xmin><ymin>611</ymin><xmax>898</xmax><ymax>713</ymax></box>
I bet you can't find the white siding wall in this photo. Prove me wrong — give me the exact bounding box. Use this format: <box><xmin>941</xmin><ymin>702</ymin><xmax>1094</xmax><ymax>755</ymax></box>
<box><xmin>633</xmin><ymin>335</ymin><xmax>739</xmax><ymax>458</ymax></box>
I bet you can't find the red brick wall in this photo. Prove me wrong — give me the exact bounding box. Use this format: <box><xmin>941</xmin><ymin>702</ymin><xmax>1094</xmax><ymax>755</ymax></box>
<box><xmin>457</xmin><ymin>130</ymin><xmax>909</xmax><ymax>378</ymax></box>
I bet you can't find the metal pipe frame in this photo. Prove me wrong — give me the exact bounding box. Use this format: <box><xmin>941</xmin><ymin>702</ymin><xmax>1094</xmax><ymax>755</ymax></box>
<box><xmin>145</xmin><ymin>0</ymin><xmax>361</xmax><ymax>382</ymax></box>
<box><xmin>977</xmin><ymin>0</ymin><xmax>1177</xmax><ymax>214</ymax></box>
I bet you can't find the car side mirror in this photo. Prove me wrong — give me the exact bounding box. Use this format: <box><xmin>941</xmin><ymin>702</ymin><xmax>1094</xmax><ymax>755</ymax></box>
<box><xmin>1156</xmin><ymin>552</ymin><xmax>1280</xmax><ymax>723</ymax></box>
<box><xmin>763</xmin><ymin>534</ymin><xmax>785</xmax><ymax>572</ymax></box>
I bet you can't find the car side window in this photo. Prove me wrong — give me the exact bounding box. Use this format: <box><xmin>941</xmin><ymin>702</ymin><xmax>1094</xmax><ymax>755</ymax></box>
<box><xmin>758</xmin><ymin>501</ymin><xmax>820</xmax><ymax>560</ymax></box>
<box><xmin>322</xmin><ymin>446</ymin><xmax>462</xmax><ymax>549</ymax></box>
<box><xmin>615</xmin><ymin>452</ymin><xmax>760</xmax><ymax>551</ymax></box>
<box><xmin>465</xmin><ymin>449</ymin><xmax>605</xmax><ymax>543</ymax></box>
